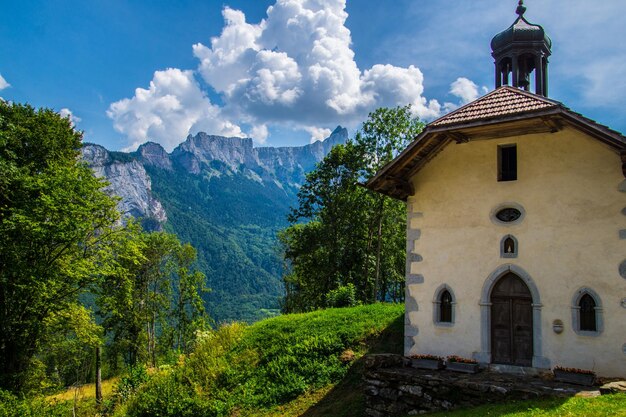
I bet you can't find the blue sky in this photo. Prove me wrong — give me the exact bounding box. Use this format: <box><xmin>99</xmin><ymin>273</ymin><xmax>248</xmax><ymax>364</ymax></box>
<box><xmin>1</xmin><ymin>0</ymin><xmax>625</xmax><ymax>151</ymax></box>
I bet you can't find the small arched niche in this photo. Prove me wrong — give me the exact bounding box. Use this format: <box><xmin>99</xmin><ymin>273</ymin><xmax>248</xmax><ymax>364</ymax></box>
<box><xmin>500</xmin><ymin>235</ymin><xmax>518</xmax><ymax>258</ymax></box>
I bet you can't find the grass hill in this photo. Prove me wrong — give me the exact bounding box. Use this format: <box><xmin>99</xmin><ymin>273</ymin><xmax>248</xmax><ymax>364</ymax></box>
<box><xmin>11</xmin><ymin>303</ymin><xmax>402</xmax><ymax>417</ymax></box>
<box><xmin>116</xmin><ymin>303</ymin><xmax>404</xmax><ymax>417</ymax></box>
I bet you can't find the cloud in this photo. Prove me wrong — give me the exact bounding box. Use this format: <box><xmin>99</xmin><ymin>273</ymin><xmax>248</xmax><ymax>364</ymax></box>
<box><xmin>249</xmin><ymin>124</ymin><xmax>269</xmax><ymax>143</ymax></box>
<box><xmin>191</xmin><ymin>0</ymin><xmax>443</xmax><ymax>138</ymax></box>
<box><xmin>449</xmin><ymin>77</ymin><xmax>480</xmax><ymax>105</ymax></box>
<box><xmin>107</xmin><ymin>68</ymin><xmax>244</xmax><ymax>152</ymax></box>
<box><xmin>361</xmin><ymin>64</ymin><xmax>441</xmax><ymax>120</ymax></box>
<box><xmin>304</xmin><ymin>126</ymin><xmax>332</xmax><ymax>143</ymax></box>
<box><xmin>193</xmin><ymin>0</ymin><xmax>440</xmax><ymax>123</ymax></box>
<box><xmin>0</xmin><ymin>74</ymin><xmax>9</xmax><ymax>90</ymax></box>
<box><xmin>110</xmin><ymin>0</ymin><xmax>457</xmax><ymax>150</ymax></box>
<box><xmin>581</xmin><ymin>57</ymin><xmax>626</xmax><ymax>107</ymax></box>
<box><xmin>59</xmin><ymin>108</ymin><xmax>81</xmax><ymax>126</ymax></box>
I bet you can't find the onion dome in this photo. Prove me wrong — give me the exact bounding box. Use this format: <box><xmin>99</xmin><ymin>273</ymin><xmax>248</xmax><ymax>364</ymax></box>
<box><xmin>491</xmin><ymin>1</ymin><xmax>551</xmax><ymax>54</ymax></box>
<box><xmin>491</xmin><ymin>1</ymin><xmax>551</xmax><ymax>96</ymax></box>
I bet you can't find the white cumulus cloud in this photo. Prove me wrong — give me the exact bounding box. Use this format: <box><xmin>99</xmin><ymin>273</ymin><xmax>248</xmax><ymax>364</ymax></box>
<box><xmin>450</xmin><ymin>77</ymin><xmax>480</xmax><ymax>105</ymax></box>
<box><xmin>110</xmin><ymin>0</ymin><xmax>451</xmax><ymax>149</ymax></box>
<box><xmin>107</xmin><ymin>68</ymin><xmax>244</xmax><ymax>152</ymax></box>
<box><xmin>441</xmin><ymin>77</ymin><xmax>487</xmax><ymax>113</ymax></box>
<box><xmin>0</xmin><ymin>74</ymin><xmax>9</xmax><ymax>90</ymax></box>
<box><xmin>59</xmin><ymin>108</ymin><xmax>81</xmax><ymax>126</ymax></box>
<box><xmin>249</xmin><ymin>124</ymin><xmax>269</xmax><ymax>143</ymax></box>
<box><xmin>305</xmin><ymin>126</ymin><xmax>332</xmax><ymax>143</ymax></box>
<box><xmin>192</xmin><ymin>0</ymin><xmax>442</xmax><ymax>134</ymax></box>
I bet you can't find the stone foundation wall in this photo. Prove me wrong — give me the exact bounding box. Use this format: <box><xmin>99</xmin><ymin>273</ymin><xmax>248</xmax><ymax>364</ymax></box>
<box><xmin>363</xmin><ymin>354</ymin><xmax>588</xmax><ymax>417</ymax></box>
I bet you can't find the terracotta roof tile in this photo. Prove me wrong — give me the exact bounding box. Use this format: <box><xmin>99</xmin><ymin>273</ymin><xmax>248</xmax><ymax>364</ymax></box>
<box><xmin>430</xmin><ymin>86</ymin><xmax>558</xmax><ymax>127</ymax></box>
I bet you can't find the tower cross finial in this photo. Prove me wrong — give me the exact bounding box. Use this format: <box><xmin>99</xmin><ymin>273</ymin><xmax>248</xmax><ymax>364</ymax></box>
<box><xmin>516</xmin><ymin>0</ymin><xmax>527</xmax><ymax>17</ymax></box>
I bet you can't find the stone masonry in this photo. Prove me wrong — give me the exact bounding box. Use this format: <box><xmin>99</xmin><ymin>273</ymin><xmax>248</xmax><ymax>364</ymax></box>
<box><xmin>363</xmin><ymin>354</ymin><xmax>601</xmax><ymax>416</ymax></box>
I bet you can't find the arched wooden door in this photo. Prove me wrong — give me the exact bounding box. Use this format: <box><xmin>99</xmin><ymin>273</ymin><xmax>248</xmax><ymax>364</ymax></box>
<box><xmin>490</xmin><ymin>273</ymin><xmax>533</xmax><ymax>366</ymax></box>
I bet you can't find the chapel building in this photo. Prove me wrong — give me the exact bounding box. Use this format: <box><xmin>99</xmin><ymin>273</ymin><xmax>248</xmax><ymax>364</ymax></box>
<box><xmin>367</xmin><ymin>1</ymin><xmax>626</xmax><ymax>377</ymax></box>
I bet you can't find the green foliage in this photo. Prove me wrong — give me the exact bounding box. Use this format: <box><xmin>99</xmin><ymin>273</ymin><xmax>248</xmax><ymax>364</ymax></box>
<box><xmin>325</xmin><ymin>283</ymin><xmax>359</xmax><ymax>308</ymax></box>
<box><xmin>39</xmin><ymin>304</ymin><xmax>103</xmax><ymax>388</ymax></box>
<box><xmin>183</xmin><ymin>322</ymin><xmax>248</xmax><ymax>394</ymax></box>
<box><xmin>281</xmin><ymin>106</ymin><xmax>423</xmax><ymax>312</ymax></box>
<box><xmin>123</xmin><ymin>372</ymin><xmax>211</xmax><ymax>417</ymax></box>
<box><xmin>0</xmin><ymin>101</ymin><xmax>119</xmax><ymax>392</ymax></box>
<box><xmin>172</xmin><ymin>243</ymin><xmax>209</xmax><ymax>352</ymax></box>
<box><xmin>425</xmin><ymin>393</ymin><xmax>626</xmax><ymax>417</ymax></box>
<box><xmin>0</xmin><ymin>389</ymin><xmax>69</xmax><ymax>417</ymax></box>
<box><xmin>113</xmin><ymin>365</ymin><xmax>149</xmax><ymax>404</ymax></box>
<box><xmin>97</xmin><ymin>222</ymin><xmax>208</xmax><ymax>368</ymax></box>
<box><xmin>124</xmin><ymin>303</ymin><xmax>404</xmax><ymax>416</ymax></box>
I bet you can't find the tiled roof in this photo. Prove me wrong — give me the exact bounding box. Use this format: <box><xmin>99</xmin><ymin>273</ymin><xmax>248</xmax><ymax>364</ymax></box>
<box><xmin>430</xmin><ymin>86</ymin><xmax>558</xmax><ymax>127</ymax></box>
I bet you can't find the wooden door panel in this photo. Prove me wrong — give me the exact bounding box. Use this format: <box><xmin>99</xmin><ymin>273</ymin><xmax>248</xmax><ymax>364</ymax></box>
<box><xmin>512</xmin><ymin>299</ymin><xmax>533</xmax><ymax>366</ymax></box>
<box><xmin>491</xmin><ymin>299</ymin><xmax>511</xmax><ymax>364</ymax></box>
<box><xmin>490</xmin><ymin>273</ymin><xmax>533</xmax><ymax>366</ymax></box>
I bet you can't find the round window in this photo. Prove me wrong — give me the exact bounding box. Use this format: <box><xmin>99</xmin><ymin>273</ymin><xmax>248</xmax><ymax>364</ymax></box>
<box><xmin>490</xmin><ymin>203</ymin><xmax>525</xmax><ymax>226</ymax></box>
<box><xmin>495</xmin><ymin>207</ymin><xmax>521</xmax><ymax>222</ymax></box>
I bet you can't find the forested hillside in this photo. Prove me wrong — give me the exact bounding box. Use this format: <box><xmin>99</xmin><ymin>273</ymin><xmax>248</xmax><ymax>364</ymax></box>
<box><xmin>145</xmin><ymin>164</ymin><xmax>291</xmax><ymax>322</ymax></box>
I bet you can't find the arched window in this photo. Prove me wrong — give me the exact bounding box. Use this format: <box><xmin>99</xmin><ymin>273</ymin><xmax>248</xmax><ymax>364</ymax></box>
<box><xmin>571</xmin><ymin>288</ymin><xmax>603</xmax><ymax>336</ymax></box>
<box><xmin>579</xmin><ymin>294</ymin><xmax>596</xmax><ymax>331</ymax></box>
<box><xmin>440</xmin><ymin>290</ymin><xmax>452</xmax><ymax>323</ymax></box>
<box><xmin>500</xmin><ymin>235</ymin><xmax>518</xmax><ymax>258</ymax></box>
<box><xmin>433</xmin><ymin>285</ymin><xmax>456</xmax><ymax>327</ymax></box>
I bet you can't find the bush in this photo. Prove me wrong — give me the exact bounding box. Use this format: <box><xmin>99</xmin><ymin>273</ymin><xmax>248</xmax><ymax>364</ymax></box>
<box><xmin>325</xmin><ymin>283</ymin><xmax>359</xmax><ymax>308</ymax></box>
<box><xmin>0</xmin><ymin>389</ymin><xmax>68</xmax><ymax>417</ymax></box>
<box><xmin>125</xmin><ymin>373</ymin><xmax>211</xmax><ymax>417</ymax></box>
<box><xmin>114</xmin><ymin>364</ymin><xmax>150</xmax><ymax>404</ymax></box>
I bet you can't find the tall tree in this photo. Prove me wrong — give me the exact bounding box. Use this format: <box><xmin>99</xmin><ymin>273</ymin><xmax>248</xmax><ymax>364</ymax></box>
<box><xmin>172</xmin><ymin>243</ymin><xmax>208</xmax><ymax>353</ymax></box>
<box><xmin>281</xmin><ymin>142</ymin><xmax>370</xmax><ymax>310</ymax></box>
<box><xmin>355</xmin><ymin>106</ymin><xmax>424</xmax><ymax>301</ymax></box>
<box><xmin>0</xmin><ymin>102</ymin><xmax>119</xmax><ymax>392</ymax></box>
<box><xmin>97</xmin><ymin>223</ymin><xmax>207</xmax><ymax>367</ymax></box>
<box><xmin>280</xmin><ymin>106</ymin><xmax>423</xmax><ymax>311</ymax></box>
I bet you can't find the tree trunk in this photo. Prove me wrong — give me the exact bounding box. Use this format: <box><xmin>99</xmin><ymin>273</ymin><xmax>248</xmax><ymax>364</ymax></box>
<box><xmin>95</xmin><ymin>346</ymin><xmax>102</xmax><ymax>405</ymax></box>
<box><xmin>151</xmin><ymin>315</ymin><xmax>156</xmax><ymax>368</ymax></box>
<box><xmin>373</xmin><ymin>218</ymin><xmax>382</xmax><ymax>302</ymax></box>
<box><xmin>373</xmin><ymin>197</ymin><xmax>384</xmax><ymax>302</ymax></box>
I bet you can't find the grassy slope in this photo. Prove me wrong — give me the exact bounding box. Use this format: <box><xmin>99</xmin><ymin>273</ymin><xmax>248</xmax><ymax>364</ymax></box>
<box><xmin>119</xmin><ymin>303</ymin><xmax>404</xmax><ymax>417</ymax></box>
<box><xmin>240</xmin><ymin>303</ymin><xmax>404</xmax><ymax>417</ymax></box>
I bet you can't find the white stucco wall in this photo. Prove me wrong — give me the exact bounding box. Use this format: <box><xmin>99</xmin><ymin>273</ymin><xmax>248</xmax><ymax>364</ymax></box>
<box><xmin>404</xmin><ymin>125</ymin><xmax>626</xmax><ymax>377</ymax></box>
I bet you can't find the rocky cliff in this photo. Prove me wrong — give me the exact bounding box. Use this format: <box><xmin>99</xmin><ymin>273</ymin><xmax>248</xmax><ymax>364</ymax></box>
<box><xmin>81</xmin><ymin>144</ymin><xmax>167</xmax><ymax>229</ymax></box>
<box><xmin>82</xmin><ymin>126</ymin><xmax>347</xmax><ymax>226</ymax></box>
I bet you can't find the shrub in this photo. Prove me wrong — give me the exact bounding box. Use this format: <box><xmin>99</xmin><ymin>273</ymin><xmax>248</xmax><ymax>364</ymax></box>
<box><xmin>114</xmin><ymin>364</ymin><xmax>150</xmax><ymax>404</ymax></box>
<box><xmin>124</xmin><ymin>373</ymin><xmax>211</xmax><ymax>417</ymax></box>
<box><xmin>325</xmin><ymin>284</ymin><xmax>359</xmax><ymax>308</ymax></box>
<box><xmin>0</xmin><ymin>389</ymin><xmax>68</xmax><ymax>417</ymax></box>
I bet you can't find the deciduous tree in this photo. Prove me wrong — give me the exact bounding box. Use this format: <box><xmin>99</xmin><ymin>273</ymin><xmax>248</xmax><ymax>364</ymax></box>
<box><xmin>0</xmin><ymin>102</ymin><xmax>119</xmax><ymax>392</ymax></box>
<box><xmin>280</xmin><ymin>106</ymin><xmax>423</xmax><ymax>311</ymax></box>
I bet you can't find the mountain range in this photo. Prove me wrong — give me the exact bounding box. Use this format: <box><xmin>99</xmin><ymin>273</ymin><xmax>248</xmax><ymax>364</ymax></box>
<box><xmin>82</xmin><ymin>127</ymin><xmax>348</xmax><ymax>322</ymax></box>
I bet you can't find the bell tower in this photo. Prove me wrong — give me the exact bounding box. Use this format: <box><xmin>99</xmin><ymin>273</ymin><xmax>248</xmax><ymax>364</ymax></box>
<box><xmin>491</xmin><ymin>1</ymin><xmax>551</xmax><ymax>96</ymax></box>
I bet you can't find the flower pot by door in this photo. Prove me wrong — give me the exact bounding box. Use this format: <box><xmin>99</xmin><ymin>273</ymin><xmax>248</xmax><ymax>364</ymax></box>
<box><xmin>446</xmin><ymin>362</ymin><xmax>479</xmax><ymax>374</ymax></box>
<box><xmin>411</xmin><ymin>358</ymin><xmax>445</xmax><ymax>370</ymax></box>
<box><xmin>553</xmin><ymin>370</ymin><xmax>595</xmax><ymax>386</ymax></box>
